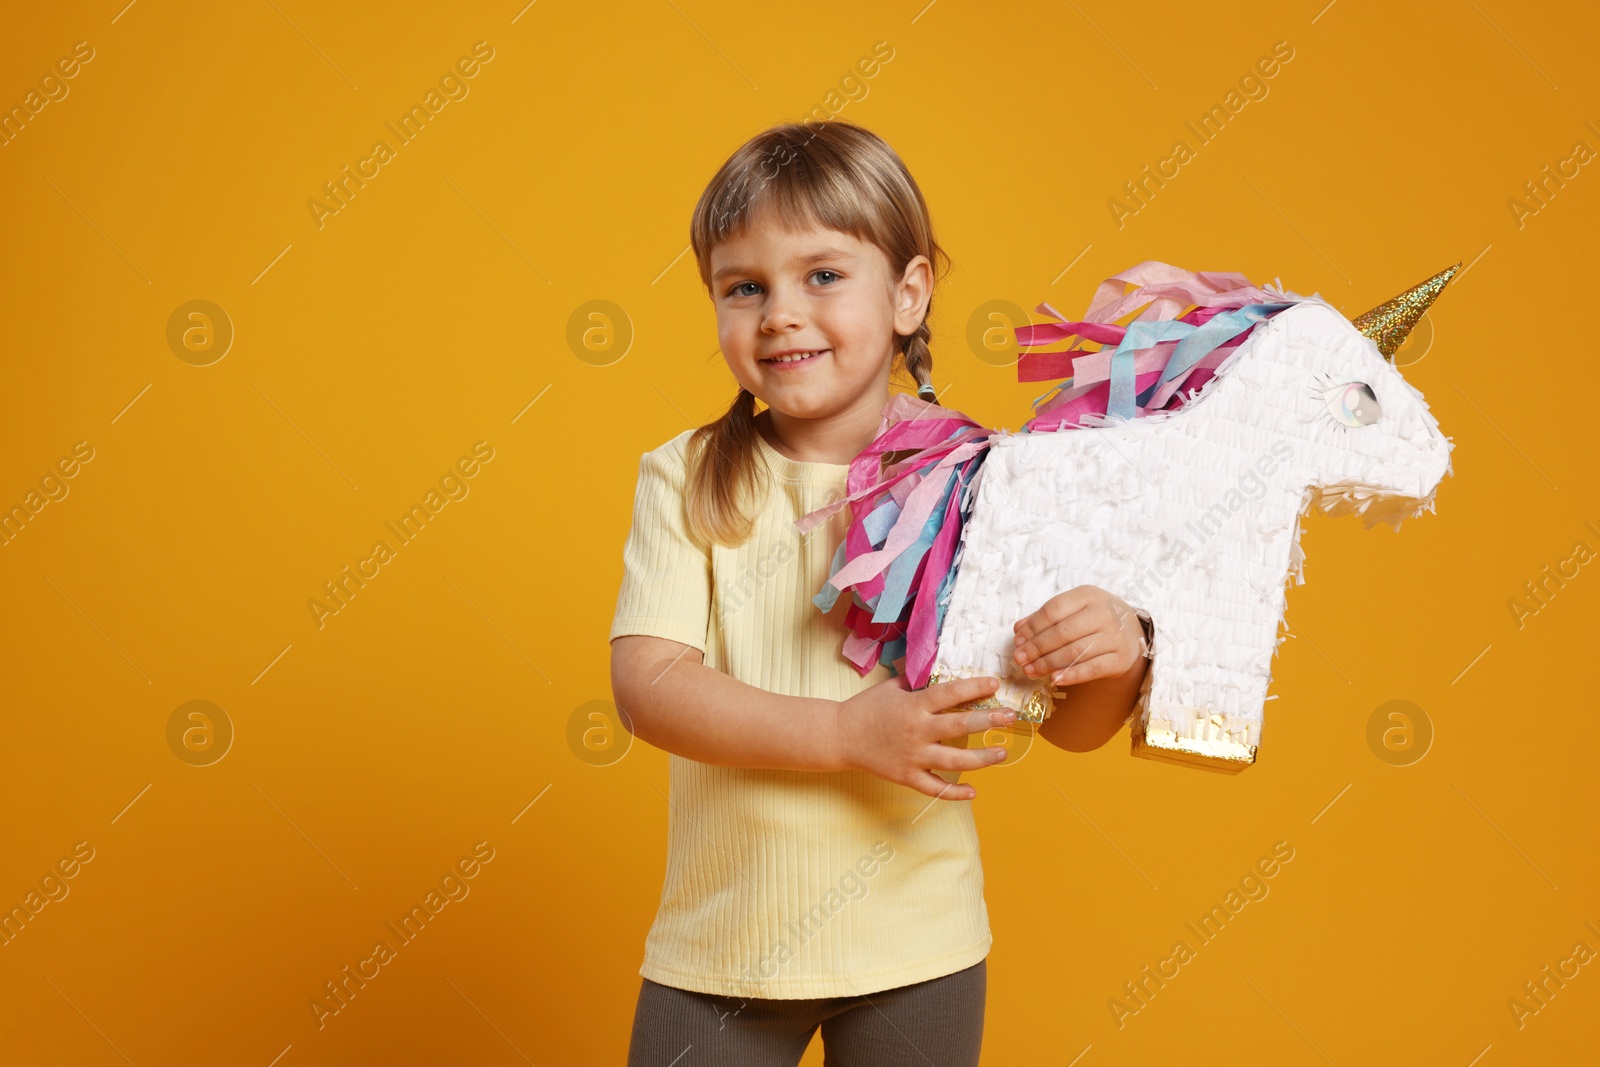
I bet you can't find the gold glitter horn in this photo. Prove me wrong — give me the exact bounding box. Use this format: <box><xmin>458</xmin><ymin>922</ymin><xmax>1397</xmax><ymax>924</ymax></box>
<box><xmin>1350</xmin><ymin>262</ymin><xmax>1461</xmax><ymax>358</ymax></box>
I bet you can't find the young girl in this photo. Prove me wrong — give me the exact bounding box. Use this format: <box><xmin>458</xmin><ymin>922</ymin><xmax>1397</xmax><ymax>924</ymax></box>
<box><xmin>609</xmin><ymin>120</ymin><xmax>1152</xmax><ymax>1066</ymax></box>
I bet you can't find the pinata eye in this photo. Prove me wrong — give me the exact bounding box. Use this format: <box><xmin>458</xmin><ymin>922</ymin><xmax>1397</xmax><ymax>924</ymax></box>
<box><xmin>1322</xmin><ymin>381</ymin><xmax>1381</xmax><ymax>427</ymax></box>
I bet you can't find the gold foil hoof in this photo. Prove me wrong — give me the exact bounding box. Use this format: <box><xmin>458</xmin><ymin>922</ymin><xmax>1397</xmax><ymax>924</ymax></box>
<box><xmin>1130</xmin><ymin>707</ymin><xmax>1258</xmax><ymax>774</ymax></box>
<box><xmin>926</xmin><ymin>665</ymin><xmax>1054</xmax><ymax>723</ymax></box>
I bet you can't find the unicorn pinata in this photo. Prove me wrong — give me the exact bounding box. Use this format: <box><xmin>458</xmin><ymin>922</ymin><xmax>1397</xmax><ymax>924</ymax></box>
<box><xmin>798</xmin><ymin>261</ymin><xmax>1458</xmax><ymax>773</ymax></box>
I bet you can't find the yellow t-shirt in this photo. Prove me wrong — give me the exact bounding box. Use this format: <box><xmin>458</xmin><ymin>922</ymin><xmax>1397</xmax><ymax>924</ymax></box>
<box><xmin>608</xmin><ymin>427</ymin><xmax>991</xmax><ymax>999</ymax></box>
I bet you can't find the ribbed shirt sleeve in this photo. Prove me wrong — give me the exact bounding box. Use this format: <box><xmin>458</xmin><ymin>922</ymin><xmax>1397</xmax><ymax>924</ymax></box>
<box><xmin>608</xmin><ymin>438</ymin><xmax>712</xmax><ymax>653</ymax></box>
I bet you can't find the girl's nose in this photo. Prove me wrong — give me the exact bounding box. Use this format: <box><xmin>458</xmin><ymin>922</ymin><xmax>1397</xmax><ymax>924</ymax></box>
<box><xmin>761</xmin><ymin>285</ymin><xmax>806</xmax><ymax>332</ymax></box>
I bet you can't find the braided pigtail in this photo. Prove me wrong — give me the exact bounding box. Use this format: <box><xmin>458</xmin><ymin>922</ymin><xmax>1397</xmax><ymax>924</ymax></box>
<box><xmin>902</xmin><ymin>308</ymin><xmax>938</xmax><ymax>405</ymax></box>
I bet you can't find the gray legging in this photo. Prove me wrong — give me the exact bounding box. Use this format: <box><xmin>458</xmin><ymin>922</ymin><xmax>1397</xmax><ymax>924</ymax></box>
<box><xmin>626</xmin><ymin>959</ymin><xmax>985</xmax><ymax>1066</ymax></box>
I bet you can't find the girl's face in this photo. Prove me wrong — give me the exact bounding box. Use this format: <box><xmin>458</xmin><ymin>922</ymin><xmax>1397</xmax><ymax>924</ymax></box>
<box><xmin>708</xmin><ymin>216</ymin><xmax>930</xmax><ymax>423</ymax></box>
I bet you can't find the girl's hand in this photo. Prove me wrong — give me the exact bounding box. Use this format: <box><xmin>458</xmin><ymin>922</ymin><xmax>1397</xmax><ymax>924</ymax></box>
<box><xmin>1011</xmin><ymin>585</ymin><xmax>1150</xmax><ymax>686</ymax></box>
<box><xmin>832</xmin><ymin>675</ymin><xmax>1015</xmax><ymax>800</ymax></box>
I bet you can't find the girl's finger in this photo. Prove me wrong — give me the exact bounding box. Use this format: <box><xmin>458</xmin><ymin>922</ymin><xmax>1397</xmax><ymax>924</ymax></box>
<box><xmin>1018</xmin><ymin>632</ymin><xmax>1101</xmax><ymax>678</ymax></box>
<box><xmin>908</xmin><ymin>770</ymin><xmax>977</xmax><ymax>801</ymax></box>
<box><xmin>1015</xmin><ymin>612</ymin><xmax>1097</xmax><ymax>662</ymax></box>
<box><xmin>934</xmin><ymin>707</ymin><xmax>1016</xmax><ymax>740</ymax></box>
<box><xmin>1045</xmin><ymin>650</ymin><xmax>1122</xmax><ymax>685</ymax></box>
<box><xmin>922</xmin><ymin>674</ymin><xmax>1001</xmax><ymax>711</ymax></box>
<box><xmin>1013</xmin><ymin>588</ymin><xmax>1092</xmax><ymax>642</ymax></box>
<box><xmin>927</xmin><ymin>743</ymin><xmax>1007</xmax><ymax>773</ymax></box>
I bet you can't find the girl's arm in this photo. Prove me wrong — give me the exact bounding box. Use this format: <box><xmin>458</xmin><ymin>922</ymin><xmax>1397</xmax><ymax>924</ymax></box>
<box><xmin>1036</xmin><ymin>655</ymin><xmax>1149</xmax><ymax>752</ymax></box>
<box><xmin>610</xmin><ymin>634</ymin><xmax>1014</xmax><ymax>798</ymax></box>
<box><xmin>610</xmin><ymin>634</ymin><xmax>841</xmax><ymax>771</ymax></box>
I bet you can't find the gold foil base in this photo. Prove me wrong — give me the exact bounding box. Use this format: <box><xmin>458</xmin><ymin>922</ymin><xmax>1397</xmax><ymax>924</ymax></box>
<box><xmin>926</xmin><ymin>664</ymin><xmax>1054</xmax><ymax>723</ymax></box>
<box><xmin>1130</xmin><ymin>706</ymin><xmax>1258</xmax><ymax>775</ymax></box>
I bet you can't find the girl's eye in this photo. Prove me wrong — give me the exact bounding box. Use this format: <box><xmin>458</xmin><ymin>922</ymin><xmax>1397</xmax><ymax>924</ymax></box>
<box><xmin>726</xmin><ymin>272</ymin><xmax>838</xmax><ymax>297</ymax></box>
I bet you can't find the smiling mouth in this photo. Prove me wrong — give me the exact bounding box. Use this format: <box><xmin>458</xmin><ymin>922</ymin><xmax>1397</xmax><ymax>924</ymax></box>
<box><xmin>763</xmin><ymin>349</ymin><xmax>829</xmax><ymax>365</ymax></box>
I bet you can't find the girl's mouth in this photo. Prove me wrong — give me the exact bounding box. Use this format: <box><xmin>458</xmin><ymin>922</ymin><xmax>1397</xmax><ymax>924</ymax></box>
<box><xmin>763</xmin><ymin>349</ymin><xmax>829</xmax><ymax>370</ymax></box>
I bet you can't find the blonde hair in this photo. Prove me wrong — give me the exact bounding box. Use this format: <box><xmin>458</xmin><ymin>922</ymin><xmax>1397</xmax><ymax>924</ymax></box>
<box><xmin>684</xmin><ymin>119</ymin><xmax>950</xmax><ymax>548</ymax></box>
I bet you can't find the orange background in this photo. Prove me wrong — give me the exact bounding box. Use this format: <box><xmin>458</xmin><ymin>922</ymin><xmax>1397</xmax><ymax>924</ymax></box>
<box><xmin>1</xmin><ymin>1</ymin><xmax>1596</xmax><ymax>1064</ymax></box>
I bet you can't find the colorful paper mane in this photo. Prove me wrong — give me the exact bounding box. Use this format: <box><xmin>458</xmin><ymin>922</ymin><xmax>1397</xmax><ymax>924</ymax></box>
<box><xmin>798</xmin><ymin>260</ymin><xmax>1457</xmax><ymax>772</ymax></box>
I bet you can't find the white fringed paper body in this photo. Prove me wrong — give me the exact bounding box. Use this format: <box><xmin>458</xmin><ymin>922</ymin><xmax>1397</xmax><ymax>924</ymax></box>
<box><xmin>927</xmin><ymin>298</ymin><xmax>1453</xmax><ymax>772</ymax></box>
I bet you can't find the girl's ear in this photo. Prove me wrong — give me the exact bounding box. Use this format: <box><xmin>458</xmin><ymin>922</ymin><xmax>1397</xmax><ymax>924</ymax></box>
<box><xmin>892</xmin><ymin>254</ymin><xmax>934</xmax><ymax>337</ymax></box>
